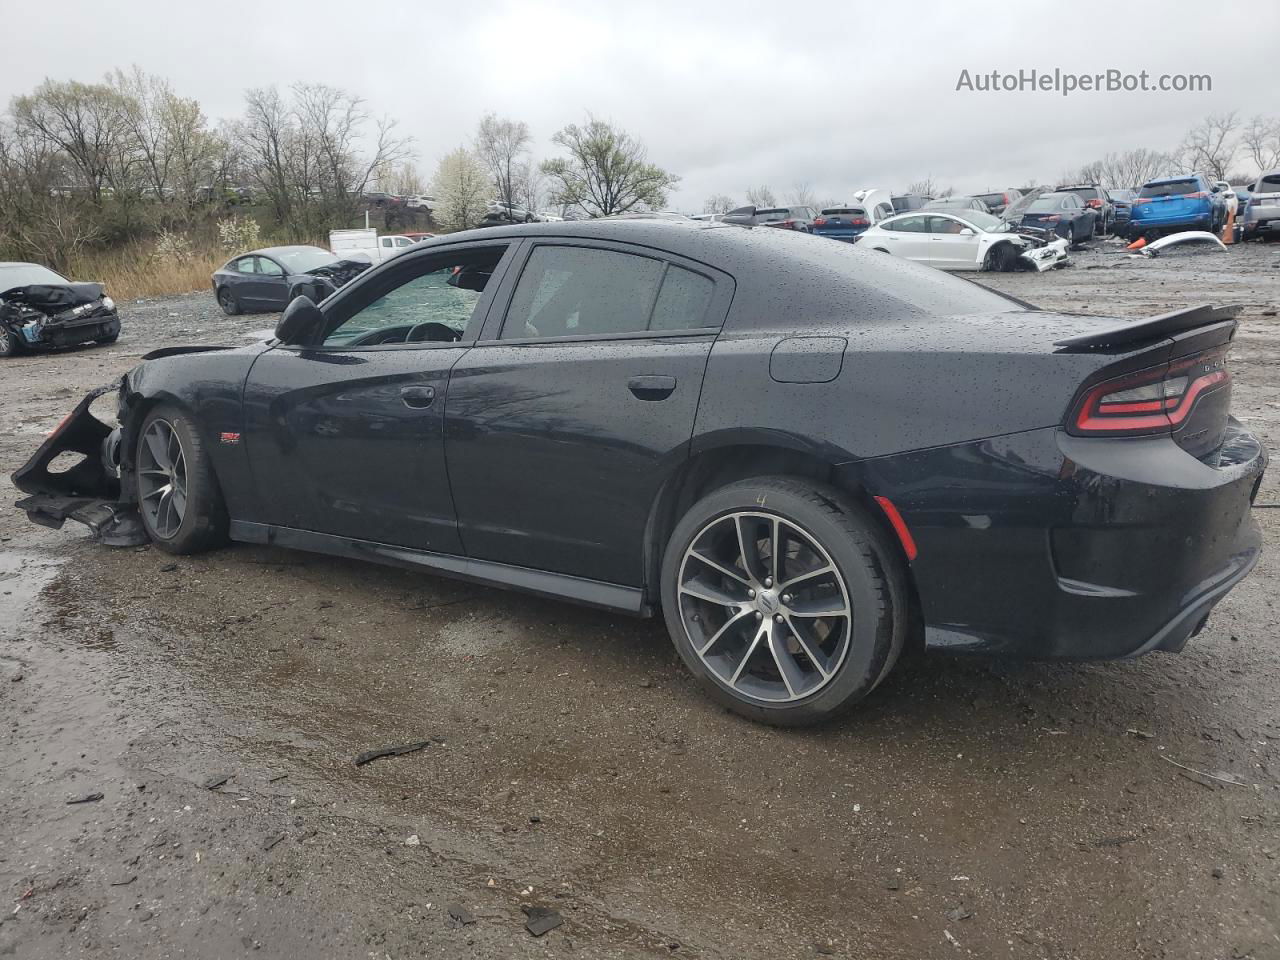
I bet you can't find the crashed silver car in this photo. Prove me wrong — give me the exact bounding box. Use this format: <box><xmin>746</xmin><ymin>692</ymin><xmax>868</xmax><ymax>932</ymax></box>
<box><xmin>858</xmin><ymin>210</ymin><xmax>1069</xmax><ymax>272</ymax></box>
<box><xmin>0</xmin><ymin>262</ymin><xmax>121</xmax><ymax>358</ymax></box>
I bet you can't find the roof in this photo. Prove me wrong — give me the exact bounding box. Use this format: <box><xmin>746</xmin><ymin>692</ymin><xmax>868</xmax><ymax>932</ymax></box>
<box><xmin>247</xmin><ymin>245</ymin><xmax>329</xmax><ymax>257</ymax></box>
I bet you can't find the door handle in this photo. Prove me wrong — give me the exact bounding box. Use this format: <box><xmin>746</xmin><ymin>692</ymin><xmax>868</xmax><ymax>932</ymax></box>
<box><xmin>400</xmin><ymin>385</ymin><xmax>436</xmax><ymax>408</ymax></box>
<box><xmin>628</xmin><ymin>375</ymin><xmax>676</xmax><ymax>401</ymax></box>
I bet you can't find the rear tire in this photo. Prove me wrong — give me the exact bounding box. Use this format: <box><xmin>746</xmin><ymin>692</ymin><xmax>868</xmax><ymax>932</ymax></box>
<box><xmin>135</xmin><ymin>404</ymin><xmax>229</xmax><ymax>555</ymax></box>
<box><xmin>660</xmin><ymin>477</ymin><xmax>912</xmax><ymax>726</ymax></box>
<box><xmin>217</xmin><ymin>287</ymin><xmax>241</xmax><ymax>316</ymax></box>
<box><xmin>1066</xmin><ymin>225</ymin><xmax>1076</xmax><ymax>247</ymax></box>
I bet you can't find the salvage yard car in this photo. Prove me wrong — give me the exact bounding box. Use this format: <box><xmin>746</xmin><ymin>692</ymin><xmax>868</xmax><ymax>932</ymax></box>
<box><xmin>1018</xmin><ymin>191</ymin><xmax>1098</xmax><ymax>245</ymax></box>
<box><xmin>1242</xmin><ymin>169</ymin><xmax>1280</xmax><ymax>241</ymax></box>
<box><xmin>860</xmin><ymin>210</ymin><xmax>1069</xmax><ymax>271</ymax></box>
<box><xmin>1128</xmin><ymin>174</ymin><xmax>1227</xmax><ymax>240</ymax></box>
<box><xmin>0</xmin><ymin>262</ymin><xmax>121</xmax><ymax>358</ymax></box>
<box><xmin>212</xmin><ymin>245</ymin><xmax>371</xmax><ymax>315</ymax></box>
<box><xmin>12</xmin><ymin>218</ymin><xmax>1266</xmax><ymax>726</ymax></box>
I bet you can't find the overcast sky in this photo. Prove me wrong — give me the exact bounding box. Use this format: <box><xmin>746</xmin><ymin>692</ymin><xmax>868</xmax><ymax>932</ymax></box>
<box><xmin>3</xmin><ymin>0</ymin><xmax>1276</xmax><ymax>210</ymax></box>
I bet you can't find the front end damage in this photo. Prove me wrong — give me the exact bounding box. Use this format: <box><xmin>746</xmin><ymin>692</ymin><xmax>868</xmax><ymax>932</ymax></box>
<box><xmin>11</xmin><ymin>381</ymin><xmax>147</xmax><ymax>546</ymax></box>
<box><xmin>1011</xmin><ymin>226</ymin><xmax>1070</xmax><ymax>272</ymax></box>
<box><xmin>0</xmin><ymin>282</ymin><xmax>121</xmax><ymax>351</ymax></box>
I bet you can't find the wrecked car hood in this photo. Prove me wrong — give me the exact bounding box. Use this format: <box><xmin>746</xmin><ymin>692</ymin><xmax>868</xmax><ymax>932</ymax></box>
<box><xmin>0</xmin><ymin>282</ymin><xmax>105</xmax><ymax>310</ymax></box>
<box><xmin>304</xmin><ymin>259</ymin><xmax>370</xmax><ymax>284</ymax></box>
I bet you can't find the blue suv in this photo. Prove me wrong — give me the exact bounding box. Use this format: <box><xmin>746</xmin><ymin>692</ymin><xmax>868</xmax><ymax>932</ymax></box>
<box><xmin>1128</xmin><ymin>174</ymin><xmax>1226</xmax><ymax>239</ymax></box>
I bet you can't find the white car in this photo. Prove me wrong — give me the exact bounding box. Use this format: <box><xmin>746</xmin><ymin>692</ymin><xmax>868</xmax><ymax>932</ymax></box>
<box><xmin>849</xmin><ymin>188</ymin><xmax>896</xmax><ymax>225</ymax></box>
<box><xmin>1214</xmin><ymin>181</ymin><xmax>1238</xmax><ymax>217</ymax></box>
<box><xmin>860</xmin><ymin>210</ymin><xmax>1069</xmax><ymax>272</ymax></box>
<box><xmin>405</xmin><ymin>195</ymin><xmax>436</xmax><ymax>210</ymax></box>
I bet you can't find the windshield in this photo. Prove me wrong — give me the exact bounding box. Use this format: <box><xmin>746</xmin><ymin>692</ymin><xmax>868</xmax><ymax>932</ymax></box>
<box><xmin>1060</xmin><ymin>187</ymin><xmax>1099</xmax><ymax>201</ymax></box>
<box><xmin>1139</xmin><ymin>179</ymin><xmax>1199</xmax><ymax>198</ymax></box>
<box><xmin>0</xmin><ymin>263</ymin><xmax>69</xmax><ymax>290</ymax></box>
<box><xmin>952</xmin><ymin>211</ymin><xmax>1007</xmax><ymax>232</ymax></box>
<box><xmin>273</xmin><ymin>247</ymin><xmax>339</xmax><ymax>273</ymax></box>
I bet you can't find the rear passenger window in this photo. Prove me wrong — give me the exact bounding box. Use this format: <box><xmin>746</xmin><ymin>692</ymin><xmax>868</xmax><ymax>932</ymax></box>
<box><xmin>650</xmin><ymin>267</ymin><xmax>714</xmax><ymax>330</ymax></box>
<box><xmin>233</xmin><ymin>257</ymin><xmax>256</xmax><ymax>273</ymax></box>
<box><xmin>502</xmin><ymin>246</ymin><xmax>714</xmax><ymax>339</ymax></box>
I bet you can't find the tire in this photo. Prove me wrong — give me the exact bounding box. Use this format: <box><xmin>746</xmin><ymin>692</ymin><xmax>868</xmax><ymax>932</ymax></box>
<box><xmin>983</xmin><ymin>242</ymin><xmax>1018</xmax><ymax>272</ymax></box>
<box><xmin>135</xmin><ymin>404</ymin><xmax>229</xmax><ymax>555</ymax></box>
<box><xmin>217</xmin><ymin>287</ymin><xmax>241</xmax><ymax>316</ymax></box>
<box><xmin>0</xmin><ymin>325</ymin><xmax>18</xmax><ymax>358</ymax></box>
<box><xmin>95</xmin><ymin>333</ymin><xmax>119</xmax><ymax>346</ymax></box>
<box><xmin>1066</xmin><ymin>225</ymin><xmax>1075</xmax><ymax>247</ymax></box>
<box><xmin>659</xmin><ymin>477</ymin><xmax>912</xmax><ymax>726</ymax></box>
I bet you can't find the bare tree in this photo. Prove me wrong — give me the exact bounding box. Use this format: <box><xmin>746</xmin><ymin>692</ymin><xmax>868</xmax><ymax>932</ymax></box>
<box><xmin>515</xmin><ymin>160</ymin><xmax>544</xmax><ymax>217</ymax></box>
<box><xmin>475</xmin><ymin>113</ymin><xmax>531</xmax><ymax>211</ymax></box>
<box><xmin>430</xmin><ymin>147</ymin><xmax>489</xmax><ymax>231</ymax></box>
<box><xmin>787</xmin><ymin>180</ymin><xmax>817</xmax><ymax>209</ymax></box>
<box><xmin>745</xmin><ymin>185</ymin><xmax>776</xmax><ymax>207</ymax></box>
<box><xmin>541</xmin><ymin>116</ymin><xmax>679</xmax><ymax>216</ymax></box>
<box><xmin>905</xmin><ymin>177</ymin><xmax>937</xmax><ymax>197</ymax></box>
<box><xmin>1095</xmin><ymin>148</ymin><xmax>1172</xmax><ymax>189</ymax></box>
<box><xmin>383</xmin><ymin>161</ymin><xmax>426</xmax><ymax>196</ymax></box>
<box><xmin>1242</xmin><ymin>114</ymin><xmax>1280</xmax><ymax>174</ymax></box>
<box><xmin>703</xmin><ymin>194</ymin><xmax>734</xmax><ymax>214</ymax></box>
<box><xmin>1179</xmin><ymin>112</ymin><xmax>1240</xmax><ymax>180</ymax></box>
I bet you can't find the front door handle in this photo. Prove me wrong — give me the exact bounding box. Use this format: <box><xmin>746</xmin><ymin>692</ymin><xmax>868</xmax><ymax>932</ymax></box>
<box><xmin>400</xmin><ymin>385</ymin><xmax>436</xmax><ymax>408</ymax></box>
<box><xmin>628</xmin><ymin>375</ymin><xmax>676</xmax><ymax>401</ymax></box>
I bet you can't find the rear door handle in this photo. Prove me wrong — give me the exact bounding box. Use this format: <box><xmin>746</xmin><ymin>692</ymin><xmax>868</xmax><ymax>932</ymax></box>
<box><xmin>400</xmin><ymin>385</ymin><xmax>436</xmax><ymax>408</ymax></box>
<box><xmin>628</xmin><ymin>375</ymin><xmax>676</xmax><ymax>401</ymax></box>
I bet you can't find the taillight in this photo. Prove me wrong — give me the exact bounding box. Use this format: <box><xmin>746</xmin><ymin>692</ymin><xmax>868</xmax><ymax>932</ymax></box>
<box><xmin>813</xmin><ymin>217</ymin><xmax>827</xmax><ymax>225</ymax></box>
<box><xmin>1069</xmin><ymin>348</ymin><xmax>1230</xmax><ymax>436</ymax></box>
<box><xmin>851</xmin><ymin>218</ymin><xmax>869</xmax><ymax>226</ymax></box>
<box><xmin>1086</xmin><ymin>198</ymin><xmax>1102</xmax><ymax>208</ymax></box>
<box><xmin>1184</xmin><ymin>191</ymin><xmax>1207</xmax><ymax>199</ymax></box>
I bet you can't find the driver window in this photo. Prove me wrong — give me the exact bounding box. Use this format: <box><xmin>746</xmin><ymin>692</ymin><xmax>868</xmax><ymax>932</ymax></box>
<box><xmin>322</xmin><ymin>249</ymin><xmax>505</xmax><ymax>348</ymax></box>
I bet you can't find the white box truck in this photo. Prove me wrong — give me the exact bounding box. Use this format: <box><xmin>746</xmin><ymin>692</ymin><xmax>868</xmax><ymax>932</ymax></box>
<box><xmin>329</xmin><ymin>228</ymin><xmax>417</xmax><ymax>264</ymax></box>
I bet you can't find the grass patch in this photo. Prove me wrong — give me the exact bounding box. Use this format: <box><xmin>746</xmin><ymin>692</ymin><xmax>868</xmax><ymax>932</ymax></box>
<box><xmin>65</xmin><ymin>243</ymin><xmax>227</xmax><ymax>300</ymax></box>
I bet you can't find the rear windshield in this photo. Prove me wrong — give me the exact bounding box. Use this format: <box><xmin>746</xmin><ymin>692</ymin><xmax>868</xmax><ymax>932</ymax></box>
<box><xmin>1060</xmin><ymin>187</ymin><xmax>1099</xmax><ymax>201</ymax></box>
<box><xmin>0</xmin><ymin>263</ymin><xmax>68</xmax><ymax>289</ymax></box>
<box><xmin>974</xmin><ymin>193</ymin><xmax>1006</xmax><ymax>205</ymax></box>
<box><xmin>754</xmin><ymin>208</ymin><xmax>790</xmax><ymax>220</ymax></box>
<box><xmin>1140</xmin><ymin>180</ymin><xmax>1199</xmax><ymax>198</ymax></box>
<box><xmin>821</xmin><ymin>207</ymin><xmax>866</xmax><ymax>216</ymax></box>
<box><xmin>1255</xmin><ymin>175</ymin><xmax>1280</xmax><ymax>194</ymax></box>
<box><xmin>1026</xmin><ymin>197</ymin><xmax>1063</xmax><ymax>212</ymax></box>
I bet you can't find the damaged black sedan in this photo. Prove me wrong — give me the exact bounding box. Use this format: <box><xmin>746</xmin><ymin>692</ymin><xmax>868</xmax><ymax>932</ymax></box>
<box><xmin>12</xmin><ymin>219</ymin><xmax>1267</xmax><ymax>726</ymax></box>
<box><xmin>212</xmin><ymin>245</ymin><xmax>370</xmax><ymax>315</ymax></box>
<box><xmin>0</xmin><ymin>262</ymin><xmax>121</xmax><ymax>358</ymax></box>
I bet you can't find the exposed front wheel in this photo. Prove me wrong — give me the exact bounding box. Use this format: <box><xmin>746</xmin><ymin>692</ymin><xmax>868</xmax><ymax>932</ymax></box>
<box><xmin>983</xmin><ymin>243</ymin><xmax>1018</xmax><ymax>272</ymax></box>
<box><xmin>660</xmin><ymin>477</ymin><xmax>912</xmax><ymax>726</ymax></box>
<box><xmin>135</xmin><ymin>405</ymin><xmax>229</xmax><ymax>555</ymax></box>
<box><xmin>0</xmin><ymin>326</ymin><xmax>19</xmax><ymax>357</ymax></box>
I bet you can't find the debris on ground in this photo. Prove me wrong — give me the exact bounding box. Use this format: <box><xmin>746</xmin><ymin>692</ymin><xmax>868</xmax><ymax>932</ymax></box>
<box><xmin>353</xmin><ymin>740</ymin><xmax>430</xmax><ymax>766</ymax></box>
<box><xmin>200</xmin><ymin>773</ymin><xmax>233</xmax><ymax>790</ymax></box>
<box><xmin>1161</xmin><ymin>754</ymin><xmax>1248</xmax><ymax>787</ymax></box>
<box><xmin>404</xmin><ymin>834</ymin><xmax>421</xmax><ymax>846</ymax></box>
<box><xmin>945</xmin><ymin>907</ymin><xmax>973</xmax><ymax>922</ymax></box>
<box><xmin>263</xmin><ymin>833</ymin><xmax>286</xmax><ymax>851</ymax></box>
<box><xmin>943</xmin><ymin>929</ymin><xmax>961</xmax><ymax>949</ymax></box>
<box><xmin>522</xmin><ymin>905</ymin><xmax>564</xmax><ymax>937</ymax></box>
<box><xmin>110</xmin><ymin>875</ymin><xmax>137</xmax><ymax>886</ymax></box>
<box><xmin>1090</xmin><ymin>835</ymin><xmax>1139</xmax><ymax>848</ymax></box>
<box><xmin>447</xmin><ymin>903</ymin><xmax>475</xmax><ymax>928</ymax></box>
<box><xmin>1127</xmin><ymin>728</ymin><xmax>1155</xmax><ymax>740</ymax></box>
<box><xmin>65</xmin><ymin>792</ymin><xmax>104</xmax><ymax>804</ymax></box>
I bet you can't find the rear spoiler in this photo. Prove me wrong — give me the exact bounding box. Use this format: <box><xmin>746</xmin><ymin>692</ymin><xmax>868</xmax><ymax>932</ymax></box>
<box><xmin>1053</xmin><ymin>303</ymin><xmax>1241</xmax><ymax>352</ymax></box>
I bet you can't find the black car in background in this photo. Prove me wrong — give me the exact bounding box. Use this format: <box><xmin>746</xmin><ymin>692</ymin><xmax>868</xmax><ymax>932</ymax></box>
<box><xmin>211</xmin><ymin>245</ymin><xmax>371</xmax><ymax>315</ymax></box>
<box><xmin>1019</xmin><ymin>191</ymin><xmax>1098</xmax><ymax>244</ymax></box>
<box><xmin>1109</xmin><ymin>188</ymin><xmax>1137</xmax><ymax>228</ymax></box>
<box><xmin>891</xmin><ymin>194</ymin><xmax>932</xmax><ymax>213</ymax></box>
<box><xmin>1056</xmin><ymin>184</ymin><xmax>1114</xmax><ymax>235</ymax></box>
<box><xmin>1</xmin><ymin>262</ymin><xmax>121</xmax><ymax>358</ymax></box>
<box><xmin>973</xmin><ymin>188</ymin><xmax>1023</xmax><ymax>215</ymax></box>
<box><xmin>14</xmin><ymin>219</ymin><xmax>1265</xmax><ymax>726</ymax></box>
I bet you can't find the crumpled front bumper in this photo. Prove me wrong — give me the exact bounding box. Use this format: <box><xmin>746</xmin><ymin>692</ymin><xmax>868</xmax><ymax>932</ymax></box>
<box><xmin>11</xmin><ymin>382</ymin><xmax>147</xmax><ymax>546</ymax></box>
<box><xmin>1018</xmin><ymin>237</ymin><xmax>1070</xmax><ymax>272</ymax></box>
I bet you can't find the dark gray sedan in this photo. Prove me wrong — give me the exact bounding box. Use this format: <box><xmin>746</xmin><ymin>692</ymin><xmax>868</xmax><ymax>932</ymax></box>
<box><xmin>211</xmin><ymin>245</ymin><xmax>370</xmax><ymax>315</ymax></box>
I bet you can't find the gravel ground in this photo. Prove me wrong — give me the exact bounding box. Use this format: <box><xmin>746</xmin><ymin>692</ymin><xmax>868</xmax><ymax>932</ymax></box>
<box><xmin>1</xmin><ymin>237</ymin><xmax>1278</xmax><ymax>960</ymax></box>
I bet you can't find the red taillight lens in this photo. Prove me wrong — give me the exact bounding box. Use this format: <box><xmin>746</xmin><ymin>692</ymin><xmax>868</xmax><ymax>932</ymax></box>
<box><xmin>813</xmin><ymin>217</ymin><xmax>827</xmax><ymax>225</ymax></box>
<box><xmin>851</xmin><ymin>218</ymin><xmax>869</xmax><ymax>226</ymax></box>
<box><xmin>1087</xmin><ymin>198</ymin><xmax>1102</xmax><ymax>208</ymax></box>
<box><xmin>1069</xmin><ymin>349</ymin><xmax>1230</xmax><ymax>436</ymax></box>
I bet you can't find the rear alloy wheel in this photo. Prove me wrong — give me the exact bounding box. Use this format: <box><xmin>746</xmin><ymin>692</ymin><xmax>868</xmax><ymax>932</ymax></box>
<box><xmin>136</xmin><ymin>406</ymin><xmax>228</xmax><ymax>554</ymax></box>
<box><xmin>660</xmin><ymin>477</ymin><xmax>911</xmax><ymax>726</ymax></box>
<box><xmin>217</xmin><ymin>287</ymin><xmax>241</xmax><ymax>316</ymax></box>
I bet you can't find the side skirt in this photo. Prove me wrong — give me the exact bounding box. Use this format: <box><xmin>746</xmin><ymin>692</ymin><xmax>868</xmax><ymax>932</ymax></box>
<box><xmin>229</xmin><ymin>520</ymin><xmax>650</xmax><ymax>617</ymax></box>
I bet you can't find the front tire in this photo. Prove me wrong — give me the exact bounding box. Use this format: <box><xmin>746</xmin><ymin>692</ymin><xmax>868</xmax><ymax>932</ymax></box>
<box><xmin>660</xmin><ymin>477</ymin><xmax>912</xmax><ymax>726</ymax></box>
<box><xmin>983</xmin><ymin>243</ymin><xmax>1018</xmax><ymax>272</ymax></box>
<box><xmin>0</xmin><ymin>326</ymin><xmax>19</xmax><ymax>357</ymax></box>
<box><xmin>135</xmin><ymin>405</ymin><xmax>229</xmax><ymax>555</ymax></box>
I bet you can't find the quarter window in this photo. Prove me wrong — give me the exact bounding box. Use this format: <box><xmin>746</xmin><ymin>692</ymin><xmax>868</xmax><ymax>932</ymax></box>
<box><xmin>501</xmin><ymin>246</ymin><xmax>713</xmax><ymax>340</ymax></box>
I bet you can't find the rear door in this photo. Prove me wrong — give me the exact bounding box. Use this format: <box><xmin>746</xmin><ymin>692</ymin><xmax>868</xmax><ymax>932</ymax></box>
<box><xmin>926</xmin><ymin>215</ymin><xmax>980</xmax><ymax>269</ymax></box>
<box><xmin>879</xmin><ymin>215</ymin><xmax>932</xmax><ymax>259</ymax></box>
<box><xmin>240</xmin><ymin>240</ymin><xmax>516</xmax><ymax>552</ymax></box>
<box><xmin>444</xmin><ymin>240</ymin><xmax>733</xmax><ymax>586</ymax></box>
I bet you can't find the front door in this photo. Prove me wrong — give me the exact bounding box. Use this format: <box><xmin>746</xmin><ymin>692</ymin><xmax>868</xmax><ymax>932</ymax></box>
<box><xmin>240</xmin><ymin>240</ymin><xmax>515</xmax><ymax>553</ymax></box>
<box><xmin>444</xmin><ymin>240</ymin><xmax>733</xmax><ymax>587</ymax></box>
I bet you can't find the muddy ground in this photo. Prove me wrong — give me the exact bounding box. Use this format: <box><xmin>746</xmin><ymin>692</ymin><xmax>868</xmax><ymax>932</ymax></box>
<box><xmin>1</xmin><ymin>238</ymin><xmax>1278</xmax><ymax>960</ymax></box>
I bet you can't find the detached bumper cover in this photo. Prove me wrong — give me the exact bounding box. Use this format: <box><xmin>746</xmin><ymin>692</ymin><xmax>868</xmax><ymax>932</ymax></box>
<box><xmin>10</xmin><ymin>382</ymin><xmax>147</xmax><ymax>546</ymax></box>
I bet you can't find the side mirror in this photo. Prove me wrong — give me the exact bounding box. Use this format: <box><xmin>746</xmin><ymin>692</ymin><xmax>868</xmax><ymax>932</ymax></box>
<box><xmin>958</xmin><ymin>227</ymin><xmax>975</xmax><ymax>236</ymax></box>
<box><xmin>275</xmin><ymin>296</ymin><xmax>326</xmax><ymax>346</ymax></box>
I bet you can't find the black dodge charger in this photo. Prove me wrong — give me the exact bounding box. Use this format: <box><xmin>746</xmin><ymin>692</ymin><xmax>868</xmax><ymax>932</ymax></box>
<box><xmin>13</xmin><ymin>219</ymin><xmax>1266</xmax><ymax>725</ymax></box>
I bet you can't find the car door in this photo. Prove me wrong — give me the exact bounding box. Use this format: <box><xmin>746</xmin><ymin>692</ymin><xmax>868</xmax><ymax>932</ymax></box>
<box><xmin>239</xmin><ymin>239</ymin><xmax>517</xmax><ymax>553</ymax></box>
<box><xmin>444</xmin><ymin>240</ymin><xmax>733</xmax><ymax>586</ymax></box>
<box><xmin>926</xmin><ymin>215</ymin><xmax>980</xmax><ymax>269</ymax></box>
<box><xmin>252</xmin><ymin>255</ymin><xmax>291</xmax><ymax>310</ymax></box>
<box><xmin>880</xmin><ymin>215</ymin><xmax>931</xmax><ymax>260</ymax></box>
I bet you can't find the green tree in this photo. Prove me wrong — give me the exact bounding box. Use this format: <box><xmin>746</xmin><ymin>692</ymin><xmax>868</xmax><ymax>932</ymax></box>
<box><xmin>541</xmin><ymin>116</ymin><xmax>679</xmax><ymax>217</ymax></box>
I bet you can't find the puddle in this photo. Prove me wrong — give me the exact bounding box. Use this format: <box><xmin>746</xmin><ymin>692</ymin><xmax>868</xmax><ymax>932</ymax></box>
<box><xmin>0</xmin><ymin>551</ymin><xmax>63</xmax><ymax>639</ymax></box>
